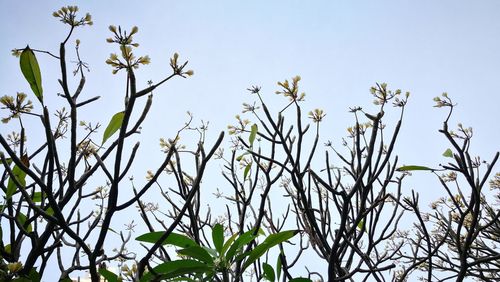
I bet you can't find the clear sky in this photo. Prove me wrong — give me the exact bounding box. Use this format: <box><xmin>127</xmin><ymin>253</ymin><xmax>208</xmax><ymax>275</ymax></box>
<box><xmin>2</xmin><ymin>1</ymin><xmax>499</xmax><ymax>163</ymax></box>
<box><xmin>1</xmin><ymin>1</ymin><xmax>499</xmax><ymax>280</ymax></box>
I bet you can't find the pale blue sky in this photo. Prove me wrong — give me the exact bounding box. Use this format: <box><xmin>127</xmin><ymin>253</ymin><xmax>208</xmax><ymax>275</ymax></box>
<box><xmin>2</xmin><ymin>1</ymin><xmax>499</xmax><ymax>161</ymax></box>
<box><xmin>1</xmin><ymin>1</ymin><xmax>499</xmax><ymax>280</ymax></box>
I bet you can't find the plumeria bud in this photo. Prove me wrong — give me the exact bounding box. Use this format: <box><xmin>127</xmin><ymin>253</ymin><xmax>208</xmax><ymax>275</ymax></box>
<box><xmin>11</xmin><ymin>49</ymin><xmax>21</xmax><ymax>57</ymax></box>
<box><xmin>7</xmin><ymin>262</ymin><xmax>22</xmax><ymax>273</ymax></box>
<box><xmin>139</xmin><ymin>56</ymin><xmax>151</xmax><ymax>65</ymax></box>
<box><xmin>130</xmin><ymin>26</ymin><xmax>139</xmax><ymax>35</ymax></box>
<box><xmin>184</xmin><ymin>70</ymin><xmax>194</xmax><ymax>76</ymax></box>
<box><xmin>52</xmin><ymin>11</ymin><xmax>59</xmax><ymax>17</ymax></box>
<box><xmin>106</xmin><ymin>38</ymin><xmax>114</xmax><ymax>43</ymax></box>
<box><xmin>76</xmin><ymin>39</ymin><xmax>80</xmax><ymax>46</ymax></box>
<box><xmin>109</xmin><ymin>25</ymin><xmax>117</xmax><ymax>33</ymax></box>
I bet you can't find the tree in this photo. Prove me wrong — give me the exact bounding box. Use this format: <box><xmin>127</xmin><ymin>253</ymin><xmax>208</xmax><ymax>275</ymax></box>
<box><xmin>0</xmin><ymin>6</ymin><xmax>221</xmax><ymax>281</ymax></box>
<box><xmin>392</xmin><ymin>94</ymin><xmax>500</xmax><ymax>282</ymax></box>
<box><xmin>0</xmin><ymin>6</ymin><xmax>498</xmax><ymax>282</ymax></box>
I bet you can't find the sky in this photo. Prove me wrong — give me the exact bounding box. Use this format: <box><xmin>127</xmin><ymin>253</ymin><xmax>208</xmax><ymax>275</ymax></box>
<box><xmin>1</xmin><ymin>1</ymin><xmax>499</xmax><ymax>280</ymax></box>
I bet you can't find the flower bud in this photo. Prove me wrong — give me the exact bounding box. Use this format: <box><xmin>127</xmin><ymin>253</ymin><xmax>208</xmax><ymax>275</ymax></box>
<box><xmin>7</xmin><ymin>262</ymin><xmax>22</xmax><ymax>273</ymax></box>
<box><xmin>130</xmin><ymin>26</ymin><xmax>139</xmax><ymax>35</ymax></box>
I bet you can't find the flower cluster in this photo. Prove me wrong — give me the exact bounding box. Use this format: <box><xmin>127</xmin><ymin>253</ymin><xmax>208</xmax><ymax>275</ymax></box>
<box><xmin>346</xmin><ymin>122</ymin><xmax>372</xmax><ymax>138</ymax></box>
<box><xmin>0</xmin><ymin>93</ymin><xmax>33</xmax><ymax>123</ymax></box>
<box><xmin>275</xmin><ymin>75</ymin><xmax>305</xmax><ymax>101</ymax></box>
<box><xmin>247</xmin><ymin>85</ymin><xmax>261</xmax><ymax>94</ymax></box>
<box><xmin>227</xmin><ymin>115</ymin><xmax>251</xmax><ymax>135</ymax></box>
<box><xmin>169</xmin><ymin>52</ymin><xmax>194</xmax><ymax>77</ymax></box>
<box><xmin>120</xmin><ymin>263</ymin><xmax>138</xmax><ymax>280</ymax></box>
<box><xmin>159</xmin><ymin>136</ymin><xmax>185</xmax><ymax>152</ymax></box>
<box><xmin>440</xmin><ymin>171</ymin><xmax>457</xmax><ymax>182</ymax></box>
<box><xmin>449</xmin><ymin>123</ymin><xmax>473</xmax><ymax>140</ymax></box>
<box><xmin>490</xmin><ymin>172</ymin><xmax>500</xmax><ymax>190</ymax></box>
<box><xmin>76</xmin><ymin>140</ymin><xmax>97</xmax><ymax>159</ymax></box>
<box><xmin>52</xmin><ymin>6</ymin><xmax>92</xmax><ymax>27</ymax></box>
<box><xmin>433</xmin><ymin>92</ymin><xmax>453</xmax><ymax>108</ymax></box>
<box><xmin>105</xmin><ymin>25</ymin><xmax>150</xmax><ymax>74</ymax></box>
<box><xmin>241</xmin><ymin>102</ymin><xmax>259</xmax><ymax>113</ymax></box>
<box><xmin>308</xmin><ymin>108</ymin><xmax>326</xmax><ymax>123</ymax></box>
<box><xmin>370</xmin><ymin>83</ymin><xmax>409</xmax><ymax>106</ymax></box>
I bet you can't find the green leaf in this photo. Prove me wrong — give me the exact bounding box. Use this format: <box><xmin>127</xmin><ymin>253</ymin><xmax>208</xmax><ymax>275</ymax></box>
<box><xmin>226</xmin><ymin>229</ymin><xmax>258</xmax><ymax>262</ymax></box>
<box><xmin>7</xmin><ymin>155</ymin><xmax>29</xmax><ymax>199</ymax></box>
<box><xmin>443</xmin><ymin>148</ymin><xmax>453</xmax><ymax>158</ymax></box>
<box><xmin>139</xmin><ymin>259</ymin><xmax>210</xmax><ymax>282</ymax></box>
<box><xmin>234</xmin><ymin>250</ymin><xmax>252</xmax><ymax>262</ymax></box>
<box><xmin>221</xmin><ymin>233</ymin><xmax>238</xmax><ymax>256</ymax></box>
<box><xmin>396</xmin><ymin>165</ymin><xmax>434</xmax><ymax>172</ymax></box>
<box><xmin>44</xmin><ymin>207</ymin><xmax>54</xmax><ymax>216</ymax></box>
<box><xmin>203</xmin><ymin>246</ymin><xmax>218</xmax><ymax>258</ymax></box>
<box><xmin>289</xmin><ymin>278</ymin><xmax>312</xmax><ymax>282</ymax></box>
<box><xmin>166</xmin><ymin>278</ymin><xmax>199</xmax><ymax>282</ymax></box>
<box><xmin>102</xmin><ymin>111</ymin><xmax>125</xmax><ymax>145</ymax></box>
<box><xmin>99</xmin><ymin>268</ymin><xmax>119</xmax><ymax>282</ymax></box>
<box><xmin>236</xmin><ymin>152</ymin><xmax>249</xmax><ymax>162</ymax></box>
<box><xmin>27</xmin><ymin>268</ymin><xmax>41</xmax><ymax>282</ymax></box>
<box><xmin>212</xmin><ymin>223</ymin><xmax>224</xmax><ymax>254</ymax></box>
<box><xmin>12</xmin><ymin>278</ymin><xmax>33</xmax><ymax>282</ymax></box>
<box><xmin>17</xmin><ymin>212</ymin><xmax>32</xmax><ymax>233</ymax></box>
<box><xmin>357</xmin><ymin>219</ymin><xmax>367</xmax><ymax>233</ymax></box>
<box><xmin>135</xmin><ymin>231</ymin><xmax>198</xmax><ymax>248</ymax></box>
<box><xmin>242</xmin><ymin>230</ymin><xmax>299</xmax><ymax>271</ymax></box>
<box><xmin>12</xmin><ymin>268</ymin><xmax>41</xmax><ymax>282</ymax></box>
<box><xmin>7</xmin><ymin>164</ymin><xmax>27</xmax><ymax>199</ymax></box>
<box><xmin>243</xmin><ymin>163</ymin><xmax>251</xmax><ymax>180</ymax></box>
<box><xmin>32</xmin><ymin>192</ymin><xmax>44</xmax><ymax>202</ymax></box>
<box><xmin>249</xmin><ymin>124</ymin><xmax>258</xmax><ymax>146</ymax></box>
<box><xmin>177</xmin><ymin>246</ymin><xmax>214</xmax><ymax>264</ymax></box>
<box><xmin>276</xmin><ymin>254</ymin><xmax>282</xmax><ymax>280</ymax></box>
<box><xmin>262</xmin><ymin>262</ymin><xmax>275</xmax><ymax>282</ymax></box>
<box><xmin>20</xmin><ymin>46</ymin><xmax>43</xmax><ymax>102</ymax></box>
